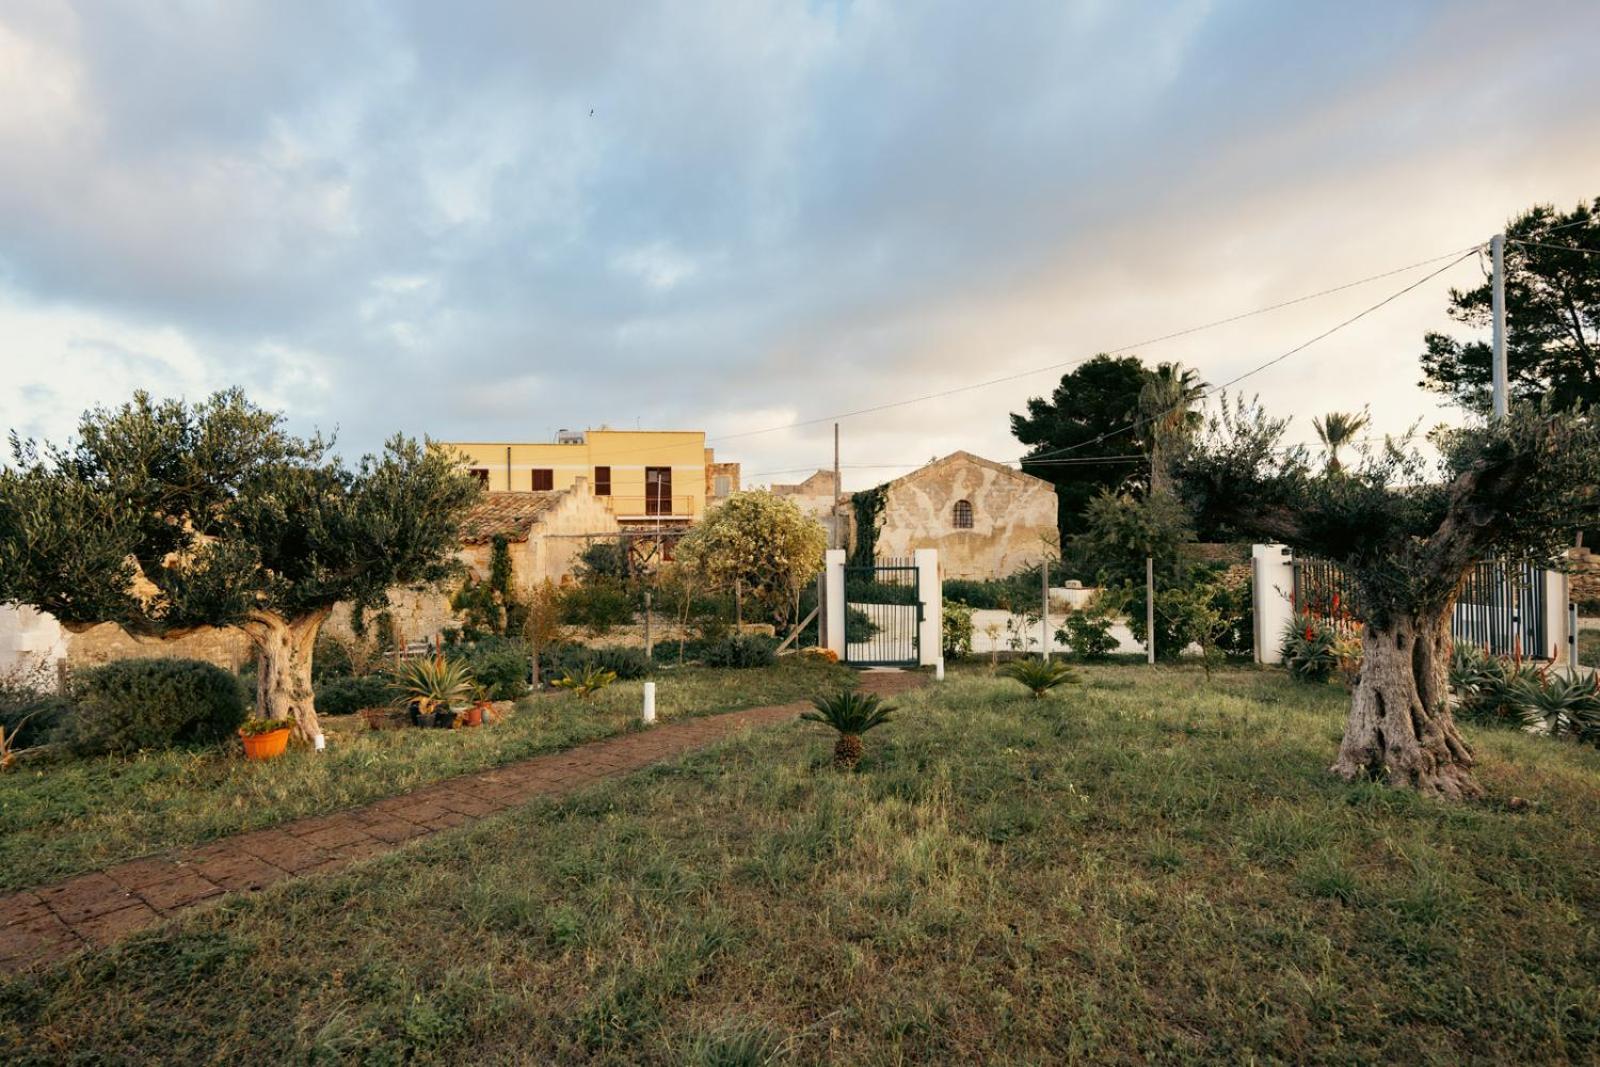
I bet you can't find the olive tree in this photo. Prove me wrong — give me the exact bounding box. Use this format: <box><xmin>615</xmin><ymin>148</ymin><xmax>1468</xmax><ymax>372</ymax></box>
<box><xmin>1174</xmin><ymin>397</ymin><xmax>1600</xmax><ymax>798</ymax></box>
<box><xmin>675</xmin><ymin>490</ymin><xmax>827</xmax><ymax>629</ymax></box>
<box><xmin>0</xmin><ymin>390</ymin><xmax>480</xmax><ymax>742</ymax></box>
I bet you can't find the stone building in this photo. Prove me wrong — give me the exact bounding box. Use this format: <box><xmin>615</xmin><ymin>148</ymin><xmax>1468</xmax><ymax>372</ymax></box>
<box><xmin>853</xmin><ymin>452</ymin><xmax>1058</xmax><ymax>579</ymax></box>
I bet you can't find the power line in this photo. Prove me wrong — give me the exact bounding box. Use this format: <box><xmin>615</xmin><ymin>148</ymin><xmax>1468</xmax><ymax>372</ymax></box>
<box><xmin>1015</xmin><ymin>247</ymin><xmax>1481</xmax><ymax>464</ymax></box>
<box><xmin>1508</xmin><ymin>239</ymin><xmax>1600</xmax><ymax>256</ymax></box>
<box><xmin>705</xmin><ymin>243</ymin><xmax>1486</xmax><ymax>448</ymax></box>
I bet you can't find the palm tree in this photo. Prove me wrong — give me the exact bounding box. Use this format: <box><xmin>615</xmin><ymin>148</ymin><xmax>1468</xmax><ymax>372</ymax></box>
<box><xmin>1138</xmin><ymin>362</ymin><xmax>1208</xmax><ymax>494</ymax></box>
<box><xmin>802</xmin><ymin>690</ymin><xmax>895</xmax><ymax>768</ymax></box>
<box><xmin>1312</xmin><ymin>409</ymin><xmax>1370</xmax><ymax>473</ymax></box>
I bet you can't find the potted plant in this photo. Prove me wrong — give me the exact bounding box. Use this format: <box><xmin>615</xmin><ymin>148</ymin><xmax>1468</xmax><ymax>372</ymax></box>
<box><xmin>390</xmin><ymin>655</ymin><xmax>475</xmax><ymax>730</ymax></box>
<box><xmin>239</xmin><ymin>717</ymin><xmax>294</xmax><ymax>760</ymax></box>
<box><xmin>462</xmin><ymin>684</ymin><xmax>492</xmax><ymax>728</ymax></box>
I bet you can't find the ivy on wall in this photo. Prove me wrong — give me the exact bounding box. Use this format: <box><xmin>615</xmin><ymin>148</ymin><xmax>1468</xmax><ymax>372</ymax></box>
<box><xmin>850</xmin><ymin>485</ymin><xmax>888</xmax><ymax>566</ymax></box>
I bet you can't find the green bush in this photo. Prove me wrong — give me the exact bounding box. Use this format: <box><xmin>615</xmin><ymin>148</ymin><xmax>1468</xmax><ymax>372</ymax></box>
<box><xmin>942</xmin><ymin>579</ymin><xmax>1014</xmax><ymax>611</ymax></box>
<box><xmin>540</xmin><ymin>644</ymin><xmax>650</xmax><ymax>682</ymax></box>
<box><xmin>468</xmin><ymin>648</ymin><xmax>531</xmax><ymax>699</ymax></box>
<box><xmin>314</xmin><ymin>675</ymin><xmax>393</xmax><ymax>716</ymax></box>
<box><xmin>559</xmin><ymin>580</ymin><xmax>636</xmax><ymax>635</ymax></box>
<box><xmin>703</xmin><ymin>634</ymin><xmax>778</xmax><ymax>669</ymax></box>
<box><xmin>0</xmin><ymin>664</ymin><xmax>73</xmax><ymax>749</ymax></box>
<box><xmin>942</xmin><ymin>601</ymin><xmax>974</xmax><ymax>660</ymax></box>
<box><xmin>70</xmin><ymin>658</ymin><xmax>248</xmax><ymax>756</ymax></box>
<box><xmin>1280</xmin><ymin>614</ymin><xmax>1347</xmax><ymax>685</ymax></box>
<box><xmin>1057</xmin><ymin>612</ymin><xmax>1117</xmax><ymax>659</ymax></box>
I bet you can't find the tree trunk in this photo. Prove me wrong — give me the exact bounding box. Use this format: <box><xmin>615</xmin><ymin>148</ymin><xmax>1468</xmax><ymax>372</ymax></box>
<box><xmin>246</xmin><ymin>609</ymin><xmax>329</xmax><ymax>745</ymax></box>
<box><xmin>1330</xmin><ymin>611</ymin><xmax>1480</xmax><ymax>799</ymax></box>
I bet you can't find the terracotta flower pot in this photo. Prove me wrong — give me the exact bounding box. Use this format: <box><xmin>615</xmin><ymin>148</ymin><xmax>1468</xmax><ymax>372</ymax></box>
<box><xmin>463</xmin><ymin>703</ymin><xmax>487</xmax><ymax>727</ymax></box>
<box><xmin>240</xmin><ymin>726</ymin><xmax>292</xmax><ymax>760</ymax></box>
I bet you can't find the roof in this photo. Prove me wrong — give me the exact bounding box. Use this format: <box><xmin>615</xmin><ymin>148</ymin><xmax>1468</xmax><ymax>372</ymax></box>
<box><xmin>459</xmin><ymin>492</ymin><xmax>564</xmax><ymax>544</ymax></box>
<box><xmin>880</xmin><ymin>450</ymin><xmax>1053</xmax><ymax>492</ymax></box>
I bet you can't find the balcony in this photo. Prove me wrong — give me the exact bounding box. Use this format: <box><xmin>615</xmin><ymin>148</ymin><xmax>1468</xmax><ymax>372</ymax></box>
<box><xmin>605</xmin><ymin>494</ymin><xmax>697</xmax><ymax>519</ymax></box>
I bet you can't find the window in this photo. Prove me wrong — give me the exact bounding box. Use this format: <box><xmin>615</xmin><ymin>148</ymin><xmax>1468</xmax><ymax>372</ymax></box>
<box><xmin>646</xmin><ymin>466</ymin><xmax>672</xmax><ymax>515</ymax></box>
<box><xmin>952</xmin><ymin>499</ymin><xmax>974</xmax><ymax>529</ymax></box>
<box><xmin>531</xmin><ymin>469</ymin><xmax>554</xmax><ymax>491</ymax></box>
<box><xmin>594</xmin><ymin>466</ymin><xmax>611</xmax><ymax>496</ymax></box>
<box><xmin>714</xmin><ymin>475</ymin><xmax>731</xmax><ymax>497</ymax></box>
<box><xmin>469</xmin><ymin>468</ymin><xmax>489</xmax><ymax>487</ymax></box>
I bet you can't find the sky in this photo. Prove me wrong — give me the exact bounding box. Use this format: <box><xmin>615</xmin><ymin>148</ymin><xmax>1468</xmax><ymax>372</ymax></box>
<box><xmin>1</xmin><ymin>0</ymin><xmax>1598</xmax><ymax>490</ymax></box>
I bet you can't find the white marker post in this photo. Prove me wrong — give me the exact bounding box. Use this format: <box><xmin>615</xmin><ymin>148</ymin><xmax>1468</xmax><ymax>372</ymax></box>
<box><xmin>935</xmin><ymin>657</ymin><xmax>945</xmax><ymax>682</ymax></box>
<box><xmin>642</xmin><ymin>681</ymin><xmax>657</xmax><ymax>725</ymax></box>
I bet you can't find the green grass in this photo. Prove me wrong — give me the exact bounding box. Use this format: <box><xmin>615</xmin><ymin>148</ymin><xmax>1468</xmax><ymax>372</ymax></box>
<box><xmin>6</xmin><ymin>665</ymin><xmax>1600</xmax><ymax>1064</ymax></box>
<box><xmin>1580</xmin><ymin>628</ymin><xmax>1600</xmax><ymax>667</ymax></box>
<box><xmin>0</xmin><ymin>658</ymin><xmax>850</xmax><ymax>892</ymax></box>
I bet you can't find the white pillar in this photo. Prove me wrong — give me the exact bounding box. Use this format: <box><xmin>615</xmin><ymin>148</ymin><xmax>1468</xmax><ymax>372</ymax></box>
<box><xmin>915</xmin><ymin>548</ymin><xmax>940</xmax><ymax>667</ymax></box>
<box><xmin>1545</xmin><ymin>567</ymin><xmax>1570</xmax><ymax>665</ymax></box>
<box><xmin>823</xmin><ymin>549</ymin><xmax>846</xmax><ymax>660</ymax></box>
<box><xmin>642</xmin><ymin>681</ymin><xmax>657</xmax><ymax>724</ymax></box>
<box><xmin>1252</xmin><ymin>544</ymin><xmax>1295</xmax><ymax>665</ymax></box>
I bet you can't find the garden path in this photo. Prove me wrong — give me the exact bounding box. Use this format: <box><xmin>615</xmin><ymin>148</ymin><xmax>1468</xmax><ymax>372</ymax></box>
<box><xmin>0</xmin><ymin>670</ymin><xmax>925</xmax><ymax>975</ymax></box>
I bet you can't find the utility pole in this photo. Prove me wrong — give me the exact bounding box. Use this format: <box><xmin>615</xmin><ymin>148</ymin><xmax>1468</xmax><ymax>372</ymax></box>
<box><xmin>832</xmin><ymin>422</ymin><xmax>842</xmax><ymax>551</ymax></box>
<box><xmin>1146</xmin><ymin>555</ymin><xmax>1155</xmax><ymax>666</ymax></box>
<box><xmin>1491</xmin><ymin>233</ymin><xmax>1508</xmax><ymax>420</ymax></box>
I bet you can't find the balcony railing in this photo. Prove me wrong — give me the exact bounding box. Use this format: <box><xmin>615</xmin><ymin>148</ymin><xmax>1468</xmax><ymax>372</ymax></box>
<box><xmin>605</xmin><ymin>494</ymin><xmax>697</xmax><ymax>518</ymax></box>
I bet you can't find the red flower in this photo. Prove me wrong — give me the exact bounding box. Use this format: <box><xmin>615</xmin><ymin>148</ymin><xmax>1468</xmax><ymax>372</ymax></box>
<box><xmin>1305</xmin><ymin>625</ymin><xmax>1316</xmax><ymax>641</ymax></box>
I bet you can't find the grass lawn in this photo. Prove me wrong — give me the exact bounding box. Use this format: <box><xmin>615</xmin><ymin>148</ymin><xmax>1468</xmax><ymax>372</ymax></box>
<box><xmin>0</xmin><ymin>658</ymin><xmax>850</xmax><ymax>893</ymax></box>
<box><xmin>6</xmin><ymin>665</ymin><xmax>1600</xmax><ymax>1064</ymax></box>
<box><xmin>1580</xmin><ymin>628</ymin><xmax>1600</xmax><ymax>667</ymax></box>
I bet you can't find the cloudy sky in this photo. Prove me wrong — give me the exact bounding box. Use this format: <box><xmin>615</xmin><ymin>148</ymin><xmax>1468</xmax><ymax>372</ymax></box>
<box><xmin>2</xmin><ymin>0</ymin><xmax>1597</xmax><ymax>489</ymax></box>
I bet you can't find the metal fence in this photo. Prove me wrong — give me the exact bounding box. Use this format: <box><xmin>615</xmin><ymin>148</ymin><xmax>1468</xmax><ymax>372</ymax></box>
<box><xmin>1292</xmin><ymin>555</ymin><xmax>1550</xmax><ymax>659</ymax></box>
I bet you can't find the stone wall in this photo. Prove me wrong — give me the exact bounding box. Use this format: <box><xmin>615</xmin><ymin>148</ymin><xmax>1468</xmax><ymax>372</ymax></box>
<box><xmin>65</xmin><ymin>622</ymin><xmax>254</xmax><ymax>673</ymax></box>
<box><xmin>1570</xmin><ymin>548</ymin><xmax>1600</xmax><ymax>607</ymax></box>
<box><xmin>871</xmin><ymin>453</ymin><xmax>1059</xmax><ymax>580</ymax></box>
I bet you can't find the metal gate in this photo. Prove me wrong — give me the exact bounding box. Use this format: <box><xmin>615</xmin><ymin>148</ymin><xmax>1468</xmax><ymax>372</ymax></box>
<box><xmin>843</xmin><ymin>558</ymin><xmax>921</xmax><ymax>666</ymax></box>
<box><xmin>1293</xmin><ymin>555</ymin><xmax>1550</xmax><ymax>660</ymax></box>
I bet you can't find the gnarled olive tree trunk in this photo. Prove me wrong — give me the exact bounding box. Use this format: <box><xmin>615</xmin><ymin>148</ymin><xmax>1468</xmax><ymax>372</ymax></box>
<box><xmin>244</xmin><ymin>608</ymin><xmax>330</xmax><ymax>744</ymax></box>
<box><xmin>1330</xmin><ymin>609</ymin><xmax>1480</xmax><ymax>800</ymax></box>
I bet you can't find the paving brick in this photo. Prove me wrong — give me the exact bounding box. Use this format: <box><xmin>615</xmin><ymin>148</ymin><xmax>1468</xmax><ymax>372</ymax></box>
<box><xmin>39</xmin><ymin>873</ymin><xmax>140</xmax><ymax>924</ymax></box>
<box><xmin>75</xmin><ymin>901</ymin><xmax>163</xmax><ymax>948</ymax></box>
<box><xmin>298</xmin><ymin>822</ymin><xmax>379</xmax><ymax>851</ymax></box>
<box><xmin>357</xmin><ymin>817</ymin><xmax>430</xmax><ymax>844</ymax></box>
<box><xmin>0</xmin><ymin>912</ymin><xmax>80</xmax><ymax>966</ymax></box>
<box><xmin>231</xmin><ymin>830</ymin><xmax>332</xmax><ymax>873</ymax></box>
<box><xmin>0</xmin><ymin>892</ymin><xmax>47</xmax><ymax>928</ymax></box>
<box><xmin>138</xmin><ymin>872</ymin><xmax>224</xmax><ymax>913</ymax></box>
<box><xmin>104</xmin><ymin>857</ymin><xmax>187</xmax><ymax>892</ymax></box>
<box><xmin>192</xmin><ymin>852</ymin><xmax>291</xmax><ymax>893</ymax></box>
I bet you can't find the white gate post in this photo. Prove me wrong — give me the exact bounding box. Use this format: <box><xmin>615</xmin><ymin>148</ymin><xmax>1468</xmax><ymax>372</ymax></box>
<box><xmin>1546</xmin><ymin>566</ymin><xmax>1570</xmax><ymax>665</ymax></box>
<box><xmin>915</xmin><ymin>549</ymin><xmax>940</xmax><ymax>667</ymax></box>
<box><xmin>823</xmin><ymin>549</ymin><xmax>846</xmax><ymax>660</ymax></box>
<box><xmin>1252</xmin><ymin>544</ymin><xmax>1295</xmax><ymax>665</ymax></box>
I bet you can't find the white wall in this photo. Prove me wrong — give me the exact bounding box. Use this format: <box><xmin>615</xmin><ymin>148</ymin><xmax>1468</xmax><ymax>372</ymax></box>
<box><xmin>0</xmin><ymin>603</ymin><xmax>71</xmax><ymax>679</ymax></box>
<box><xmin>1252</xmin><ymin>544</ymin><xmax>1295</xmax><ymax>665</ymax></box>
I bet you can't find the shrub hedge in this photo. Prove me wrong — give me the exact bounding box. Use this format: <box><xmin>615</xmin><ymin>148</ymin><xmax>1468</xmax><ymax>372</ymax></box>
<box><xmin>314</xmin><ymin>675</ymin><xmax>393</xmax><ymax>716</ymax></box>
<box><xmin>70</xmin><ymin>658</ymin><xmax>248</xmax><ymax>756</ymax></box>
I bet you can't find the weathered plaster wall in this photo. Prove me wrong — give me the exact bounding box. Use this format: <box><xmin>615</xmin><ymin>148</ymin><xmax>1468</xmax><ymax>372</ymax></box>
<box><xmin>870</xmin><ymin>454</ymin><xmax>1058</xmax><ymax>579</ymax></box>
<box><xmin>65</xmin><ymin>622</ymin><xmax>254</xmax><ymax>672</ymax></box>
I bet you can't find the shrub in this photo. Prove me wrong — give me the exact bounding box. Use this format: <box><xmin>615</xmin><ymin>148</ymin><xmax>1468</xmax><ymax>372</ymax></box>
<box><xmin>1000</xmin><ymin>657</ymin><xmax>1081</xmax><ymax>698</ymax></box>
<box><xmin>466</xmin><ymin>644</ymin><xmax>532</xmax><ymax>699</ymax></box>
<box><xmin>541</xmin><ymin>644</ymin><xmax>650</xmax><ymax>681</ymax></box>
<box><xmin>801</xmin><ymin>690</ymin><xmax>895</xmax><ymax>768</ymax></box>
<box><xmin>1514</xmin><ymin>671</ymin><xmax>1600</xmax><ymax>736</ymax></box>
<box><xmin>1280</xmin><ymin>614</ymin><xmax>1355</xmax><ymax>685</ymax></box>
<box><xmin>70</xmin><ymin>658</ymin><xmax>248</xmax><ymax>756</ymax></box>
<box><xmin>943</xmin><ymin>579</ymin><xmax>1014</xmax><ymax>611</ymax></box>
<box><xmin>0</xmin><ymin>662</ymin><xmax>72</xmax><ymax>749</ymax></box>
<box><xmin>942</xmin><ymin>601</ymin><xmax>974</xmax><ymax>660</ymax></box>
<box><xmin>1058</xmin><ymin>612</ymin><xmax>1116</xmax><ymax>660</ymax></box>
<box><xmin>315</xmin><ymin>675</ymin><xmax>393</xmax><ymax>716</ymax></box>
<box><xmin>1449</xmin><ymin>646</ymin><xmax>1540</xmax><ymax>727</ymax></box>
<box><xmin>703</xmin><ymin>634</ymin><xmax>778</xmax><ymax>669</ymax></box>
<box><xmin>559</xmin><ymin>581</ymin><xmax>636</xmax><ymax>635</ymax></box>
<box><xmin>844</xmin><ymin>608</ymin><xmax>879</xmax><ymax>645</ymax></box>
<box><xmin>552</xmin><ymin>664</ymin><xmax>617</xmax><ymax>699</ymax></box>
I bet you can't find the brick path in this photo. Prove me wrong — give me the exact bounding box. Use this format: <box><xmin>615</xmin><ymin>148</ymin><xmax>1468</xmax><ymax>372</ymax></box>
<box><xmin>0</xmin><ymin>669</ymin><xmax>924</xmax><ymax>976</ymax></box>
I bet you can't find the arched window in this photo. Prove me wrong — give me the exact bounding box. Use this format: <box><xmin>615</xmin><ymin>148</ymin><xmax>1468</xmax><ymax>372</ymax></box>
<box><xmin>952</xmin><ymin>499</ymin><xmax>974</xmax><ymax>529</ymax></box>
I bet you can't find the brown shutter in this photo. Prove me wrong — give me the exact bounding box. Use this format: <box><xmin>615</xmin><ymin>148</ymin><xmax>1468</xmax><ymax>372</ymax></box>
<box><xmin>594</xmin><ymin>466</ymin><xmax>611</xmax><ymax>496</ymax></box>
<box><xmin>531</xmin><ymin>469</ymin><xmax>554</xmax><ymax>491</ymax></box>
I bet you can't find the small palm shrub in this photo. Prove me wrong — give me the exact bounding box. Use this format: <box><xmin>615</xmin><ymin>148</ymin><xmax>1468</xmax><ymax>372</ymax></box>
<box><xmin>1000</xmin><ymin>657</ymin><xmax>1080</xmax><ymax>698</ymax></box>
<box><xmin>802</xmin><ymin>690</ymin><xmax>895</xmax><ymax>768</ymax></box>
<box><xmin>552</xmin><ymin>664</ymin><xmax>618</xmax><ymax>699</ymax></box>
<box><xmin>70</xmin><ymin>658</ymin><xmax>249</xmax><ymax>756</ymax></box>
<box><xmin>390</xmin><ymin>656</ymin><xmax>475</xmax><ymax>715</ymax></box>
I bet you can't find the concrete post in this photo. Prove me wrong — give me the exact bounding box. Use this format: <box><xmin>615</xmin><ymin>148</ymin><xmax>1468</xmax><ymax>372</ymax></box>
<box><xmin>824</xmin><ymin>549</ymin><xmax>846</xmax><ymax>660</ymax></box>
<box><xmin>1252</xmin><ymin>544</ymin><xmax>1296</xmax><ymax>664</ymax></box>
<box><xmin>1545</xmin><ymin>566</ymin><xmax>1570</xmax><ymax>665</ymax></box>
<box><xmin>915</xmin><ymin>548</ymin><xmax>940</xmax><ymax>667</ymax></box>
<box><xmin>642</xmin><ymin>681</ymin><xmax>657</xmax><ymax>724</ymax></box>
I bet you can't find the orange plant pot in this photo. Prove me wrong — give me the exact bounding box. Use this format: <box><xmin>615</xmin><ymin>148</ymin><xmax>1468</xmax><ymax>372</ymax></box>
<box><xmin>240</xmin><ymin>727</ymin><xmax>292</xmax><ymax>760</ymax></box>
<box><xmin>463</xmin><ymin>703</ymin><xmax>487</xmax><ymax>727</ymax></box>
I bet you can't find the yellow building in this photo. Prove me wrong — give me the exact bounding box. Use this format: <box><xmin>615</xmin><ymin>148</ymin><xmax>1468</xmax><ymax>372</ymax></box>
<box><xmin>440</xmin><ymin>430</ymin><xmax>739</xmax><ymax>524</ymax></box>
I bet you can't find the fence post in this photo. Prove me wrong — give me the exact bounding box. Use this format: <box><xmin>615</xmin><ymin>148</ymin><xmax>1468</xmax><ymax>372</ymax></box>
<box><xmin>1252</xmin><ymin>544</ymin><xmax>1295</xmax><ymax>664</ymax></box>
<box><xmin>823</xmin><ymin>549</ymin><xmax>846</xmax><ymax>660</ymax></box>
<box><xmin>915</xmin><ymin>549</ymin><xmax>941</xmax><ymax>667</ymax></box>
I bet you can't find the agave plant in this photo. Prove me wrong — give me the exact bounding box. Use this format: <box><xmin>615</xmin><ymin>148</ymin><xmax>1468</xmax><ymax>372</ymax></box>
<box><xmin>1449</xmin><ymin>647</ymin><xmax>1542</xmax><ymax>728</ymax></box>
<box><xmin>0</xmin><ymin>708</ymin><xmax>44</xmax><ymax>772</ymax></box>
<box><xmin>551</xmin><ymin>664</ymin><xmax>618</xmax><ymax>699</ymax></box>
<box><xmin>802</xmin><ymin>690</ymin><xmax>895</xmax><ymax>768</ymax></box>
<box><xmin>390</xmin><ymin>655</ymin><xmax>475</xmax><ymax>715</ymax></box>
<box><xmin>1000</xmin><ymin>657</ymin><xmax>1080</xmax><ymax>698</ymax></box>
<box><xmin>1512</xmin><ymin>671</ymin><xmax>1600</xmax><ymax>737</ymax></box>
